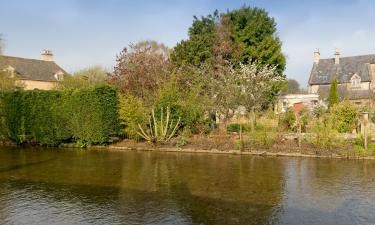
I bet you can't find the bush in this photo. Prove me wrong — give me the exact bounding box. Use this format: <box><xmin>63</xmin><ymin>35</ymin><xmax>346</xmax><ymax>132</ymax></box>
<box><xmin>119</xmin><ymin>95</ymin><xmax>147</xmax><ymax>139</ymax></box>
<box><xmin>244</xmin><ymin>130</ymin><xmax>279</xmax><ymax>149</ymax></box>
<box><xmin>329</xmin><ymin>101</ymin><xmax>359</xmax><ymax>133</ymax></box>
<box><xmin>279</xmin><ymin>107</ymin><xmax>295</xmax><ymax>131</ymax></box>
<box><xmin>154</xmin><ymin>82</ymin><xmax>210</xmax><ymax>134</ymax></box>
<box><xmin>307</xmin><ymin>116</ymin><xmax>345</xmax><ymax>149</ymax></box>
<box><xmin>0</xmin><ymin>85</ymin><xmax>119</xmax><ymax>146</ymax></box>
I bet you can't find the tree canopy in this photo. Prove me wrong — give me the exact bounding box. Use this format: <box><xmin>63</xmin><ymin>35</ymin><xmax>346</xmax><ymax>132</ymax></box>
<box><xmin>111</xmin><ymin>41</ymin><xmax>172</xmax><ymax>100</ymax></box>
<box><xmin>282</xmin><ymin>79</ymin><xmax>301</xmax><ymax>94</ymax></box>
<box><xmin>56</xmin><ymin>65</ymin><xmax>108</xmax><ymax>90</ymax></box>
<box><xmin>171</xmin><ymin>6</ymin><xmax>286</xmax><ymax>76</ymax></box>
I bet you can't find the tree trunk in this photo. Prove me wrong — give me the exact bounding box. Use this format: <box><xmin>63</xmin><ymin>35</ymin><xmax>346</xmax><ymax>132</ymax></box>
<box><xmin>250</xmin><ymin>108</ymin><xmax>255</xmax><ymax>132</ymax></box>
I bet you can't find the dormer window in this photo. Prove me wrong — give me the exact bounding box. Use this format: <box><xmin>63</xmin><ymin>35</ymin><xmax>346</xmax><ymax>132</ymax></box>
<box><xmin>7</xmin><ymin>66</ymin><xmax>15</xmax><ymax>78</ymax></box>
<box><xmin>54</xmin><ymin>71</ymin><xmax>64</xmax><ymax>81</ymax></box>
<box><xmin>350</xmin><ymin>74</ymin><xmax>361</xmax><ymax>89</ymax></box>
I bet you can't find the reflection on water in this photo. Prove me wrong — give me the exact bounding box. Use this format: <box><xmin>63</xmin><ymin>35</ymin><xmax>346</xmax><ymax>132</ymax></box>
<box><xmin>0</xmin><ymin>147</ymin><xmax>374</xmax><ymax>225</ymax></box>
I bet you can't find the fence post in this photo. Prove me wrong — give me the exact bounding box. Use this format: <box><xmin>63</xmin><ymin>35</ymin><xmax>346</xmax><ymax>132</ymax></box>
<box><xmin>361</xmin><ymin>112</ymin><xmax>369</xmax><ymax>151</ymax></box>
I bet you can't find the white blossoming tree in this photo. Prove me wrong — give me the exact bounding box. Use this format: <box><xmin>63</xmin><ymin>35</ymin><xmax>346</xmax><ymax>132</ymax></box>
<box><xmin>211</xmin><ymin>61</ymin><xmax>283</xmax><ymax>129</ymax></box>
<box><xmin>236</xmin><ymin>62</ymin><xmax>283</xmax><ymax>129</ymax></box>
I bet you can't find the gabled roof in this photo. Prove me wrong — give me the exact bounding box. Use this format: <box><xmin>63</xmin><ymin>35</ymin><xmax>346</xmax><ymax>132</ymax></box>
<box><xmin>308</xmin><ymin>54</ymin><xmax>375</xmax><ymax>85</ymax></box>
<box><xmin>0</xmin><ymin>56</ymin><xmax>68</xmax><ymax>81</ymax></box>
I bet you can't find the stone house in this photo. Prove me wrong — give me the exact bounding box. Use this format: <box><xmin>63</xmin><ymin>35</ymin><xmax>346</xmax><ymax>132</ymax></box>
<box><xmin>308</xmin><ymin>48</ymin><xmax>375</xmax><ymax>107</ymax></box>
<box><xmin>0</xmin><ymin>50</ymin><xmax>67</xmax><ymax>90</ymax></box>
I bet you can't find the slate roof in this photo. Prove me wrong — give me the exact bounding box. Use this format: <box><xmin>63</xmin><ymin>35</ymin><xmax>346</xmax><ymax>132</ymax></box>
<box><xmin>0</xmin><ymin>56</ymin><xmax>67</xmax><ymax>81</ymax></box>
<box><xmin>308</xmin><ymin>54</ymin><xmax>375</xmax><ymax>85</ymax></box>
<box><xmin>317</xmin><ymin>84</ymin><xmax>373</xmax><ymax>100</ymax></box>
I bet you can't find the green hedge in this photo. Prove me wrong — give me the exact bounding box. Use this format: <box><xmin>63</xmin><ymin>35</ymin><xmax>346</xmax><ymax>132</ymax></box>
<box><xmin>0</xmin><ymin>85</ymin><xmax>119</xmax><ymax>146</ymax></box>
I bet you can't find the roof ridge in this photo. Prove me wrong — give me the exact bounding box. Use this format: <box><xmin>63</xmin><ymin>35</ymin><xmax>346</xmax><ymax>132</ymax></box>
<box><xmin>2</xmin><ymin>55</ymin><xmax>56</xmax><ymax>63</ymax></box>
<box><xmin>320</xmin><ymin>53</ymin><xmax>375</xmax><ymax>61</ymax></box>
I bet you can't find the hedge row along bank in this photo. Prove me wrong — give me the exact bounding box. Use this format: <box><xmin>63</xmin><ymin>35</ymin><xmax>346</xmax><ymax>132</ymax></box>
<box><xmin>0</xmin><ymin>85</ymin><xmax>120</xmax><ymax>146</ymax></box>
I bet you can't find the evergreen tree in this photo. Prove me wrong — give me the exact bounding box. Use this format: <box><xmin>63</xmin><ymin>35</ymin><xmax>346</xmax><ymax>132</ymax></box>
<box><xmin>227</xmin><ymin>7</ymin><xmax>286</xmax><ymax>75</ymax></box>
<box><xmin>328</xmin><ymin>79</ymin><xmax>339</xmax><ymax>108</ymax></box>
<box><xmin>170</xmin><ymin>11</ymin><xmax>219</xmax><ymax>67</ymax></box>
<box><xmin>171</xmin><ymin>6</ymin><xmax>286</xmax><ymax>76</ymax></box>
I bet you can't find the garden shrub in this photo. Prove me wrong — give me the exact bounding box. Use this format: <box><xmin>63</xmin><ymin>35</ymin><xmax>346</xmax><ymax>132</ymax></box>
<box><xmin>307</xmin><ymin>116</ymin><xmax>345</xmax><ymax>149</ymax></box>
<box><xmin>119</xmin><ymin>94</ymin><xmax>147</xmax><ymax>139</ymax></box>
<box><xmin>0</xmin><ymin>85</ymin><xmax>119</xmax><ymax>146</ymax></box>
<box><xmin>279</xmin><ymin>107</ymin><xmax>295</xmax><ymax>131</ymax></box>
<box><xmin>153</xmin><ymin>82</ymin><xmax>210</xmax><ymax>134</ymax></box>
<box><xmin>329</xmin><ymin>101</ymin><xmax>359</xmax><ymax>133</ymax></box>
<box><xmin>244</xmin><ymin>130</ymin><xmax>279</xmax><ymax>149</ymax></box>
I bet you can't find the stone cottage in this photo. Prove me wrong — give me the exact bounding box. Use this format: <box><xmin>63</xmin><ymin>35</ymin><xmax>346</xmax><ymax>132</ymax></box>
<box><xmin>308</xmin><ymin>48</ymin><xmax>375</xmax><ymax>107</ymax></box>
<box><xmin>0</xmin><ymin>50</ymin><xmax>67</xmax><ymax>90</ymax></box>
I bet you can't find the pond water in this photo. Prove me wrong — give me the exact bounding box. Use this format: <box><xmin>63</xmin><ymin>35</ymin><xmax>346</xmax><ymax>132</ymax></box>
<box><xmin>0</xmin><ymin>147</ymin><xmax>374</xmax><ymax>225</ymax></box>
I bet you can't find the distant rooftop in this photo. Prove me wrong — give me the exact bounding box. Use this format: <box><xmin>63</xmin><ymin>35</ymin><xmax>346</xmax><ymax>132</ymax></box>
<box><xmin>309</xmin><ymin>54</ymin><xmax>375</xmax><ymax>85</ymax></box>
<box><xmin>0</xmin><ymin>55</ymin><xmax>67</xmax><ymax>81</ymax></box>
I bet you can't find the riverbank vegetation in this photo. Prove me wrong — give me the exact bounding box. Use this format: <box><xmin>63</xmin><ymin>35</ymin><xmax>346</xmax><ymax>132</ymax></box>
<box><xmin>0</xmin><ymin>86</ymin><xmax>119</xmax><ymax>146</ymax></box>
<box><xmin>1</xmin><ymin>6</ymin><xmax>374</xmax><ymax>157</ymax></box>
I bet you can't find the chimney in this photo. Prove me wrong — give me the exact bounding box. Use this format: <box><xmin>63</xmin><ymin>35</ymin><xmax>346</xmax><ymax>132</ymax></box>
<box><xmin>41</xmin><ymin>49</ymin><xmax>54</xmax><ymax>61</ymax></box>
<box><xmin>334</xmin><ymin>48</ymin><xmax>340</xmax><ymax>65</ymax></box>
<box><xmin>314</xmin><ymin>48</ymin><xmax>320</xmax><ymax>64</ymax></box>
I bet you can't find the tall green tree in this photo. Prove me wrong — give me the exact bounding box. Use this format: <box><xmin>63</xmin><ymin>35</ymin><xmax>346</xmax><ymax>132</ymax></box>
<box><xmin>227</xmin><ymin>7</ymin><xmax>285</xmax><ymax>75</ymax></box>
<box><xmin>171</xmin><ymin>6</ymin><xmax>286</xmax><ymax>76</ymax></box>
<box><xmin>171</xmin><ymin>11</ymin><xmax>218</xmax><ymax>67</ymax></box>
<box><xmin>328</xmin><ymin>79</ymin><xmax>339</xmax><ymax>108</ymax></box>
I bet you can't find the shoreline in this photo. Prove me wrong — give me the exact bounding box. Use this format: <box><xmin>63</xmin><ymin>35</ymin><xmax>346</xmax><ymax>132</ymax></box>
<box><xmin>2</xmin><ymin>140</ymin><xmax>375</xmax><ymax>160</ymax></box>
<box><xmin>90</xmin><ymin>145</ymin><xmax>375</xmax><ymax>160</ymax></box>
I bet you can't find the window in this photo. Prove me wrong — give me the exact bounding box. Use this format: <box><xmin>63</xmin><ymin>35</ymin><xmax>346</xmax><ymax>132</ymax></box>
<box><xmin>350</xmin><ymin>74</ymin><xmax>361</xmax><ymax>89</ymax></box>
<box><xmin>282</xmin><ymin>101</ymin><xmax>287</xmax><ymax>112</ymax></box>
<box><xmin>54</xmin><ymin>72</ymin><xmax>64</xmax><ymax>81</ymax></box>
<box><xmin>7</xmin><ymin>66</ymin><xmax>15</xmax><ymax>78</ymax></box>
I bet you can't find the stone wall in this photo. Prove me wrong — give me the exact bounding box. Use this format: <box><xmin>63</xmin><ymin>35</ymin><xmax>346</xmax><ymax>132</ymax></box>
<box><xmin>18</xmin><ymin>80</ymin><xmax>57</xmax><ymax>90</ymax></box>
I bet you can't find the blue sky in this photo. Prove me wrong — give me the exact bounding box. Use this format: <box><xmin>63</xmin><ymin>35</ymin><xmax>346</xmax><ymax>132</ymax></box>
<box><xmin>1</xmin><ymin>0</ymin><xmax>375</xmax><ymax>86</ymax></box>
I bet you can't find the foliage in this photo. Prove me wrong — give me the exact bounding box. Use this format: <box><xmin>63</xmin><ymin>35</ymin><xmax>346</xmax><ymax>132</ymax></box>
<box><xmin>244</xmin><ymin>129</ymin><xmax>279</xmax><ymax>149</ymax></box>
<box><xmin>0</xmin><ymin>41</ymin><xmax>23</xmax><ymax>91</ymax></box>
<box><xmin>68</xmin><ymin>86</ymin><xmax>120</xmax><ymax>145</ymax></box>
<box><xmin>354</xmin><ymin>134</ymin><xmax>375</xmax><ymax>155</ymax></box>
<box><xmin>227</xmin><ymin>123</ymin><xmax>251</xmax><ymax>132</ymax></box>
<box><xmin>171</xmin><ymin>11</ymin><xmax>218</xmax><ymax>67</ymax></box>
<box><xmin>293</xmin><ymin>107</ymin><xmax>311</xmax><ymax>132</ymax></box>
<box><xmin>137</xmin><ymin>107</ymin><xmax>180</xmax><ymax>143</ymax></box>
<box><xmin>176</xmin><ymin>128</ymin><xmax>192</xmax><ymax>148</ymax></box>
<box><xmin>308</xmin><ymin>116</ymin><xmax>345</xmax><ymax>149</ymax></box>
<box><xmin>171</xmin><ymin>6</ymin><xmax>286</xmax><ymax>76</ymax></box>
<box><xmin>236</xmin><ymin>62</ymin><xmax>281</xmax><ymax>112</ymax></box>
<box><xmin>313</xmin><ymin>104</ymin><xmax>326</xmax><ymax>118</ymax></box>
<box><xmin>209</xmin><ymin>62</ymin><xmax>280</xmax><ymax>128</ymax></box>
<box><xmin>154</xmin><ymin>80</ymin><xmax>211</xmax><ymax>134</ymax></box>
<box><xmin>0</xmin><ymin>85</ymin><xmax>119</xmax><ymax>146</ymax></box>
<box><xmin>0</xmin><ymin>70</ymin><xmax>21</xmax><ymax>91</ymax></box>
<box><xmin>56</xmin><ymin>65</ymin><xmax>108</xmax><ymax>89</ymax></box>
<box><xmin>227</xmin><ymin>6</ymin><xmax>286</xmax><ymax>75</ymax></box>
<box><xmin>119</xmin><ymin>94</ymin><xmax>147</xmax><ymax>139</ymax></box>
<box><xmin>279</xmin><ymin>107</ymin><xmax>296</xmax><ymax>131</ymax></box>
<box><xmin>282</xmin><ymin>79</ymin><xmax>301</xmax><ymax>94</ymax></box>
<box><xmin>329</xmin><ymin>101</ymin><xmax>359</xmax><ymax>133</ymax></box>
<box><xmin>328</xmin><ymin>79</ymin><xmax>339</xmax><ymax>108</ymax></box>
<box><xmin>111</xmin><ymin>40</ymin><xmax>172</xmax><ymax>100</ymax></box>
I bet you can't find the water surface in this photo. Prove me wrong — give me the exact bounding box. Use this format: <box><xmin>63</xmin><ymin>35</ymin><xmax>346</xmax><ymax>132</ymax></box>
<box><xmin>0</xmin><ymin>147</ymin><xmax>374</xmax><ymax>225</ymax></box>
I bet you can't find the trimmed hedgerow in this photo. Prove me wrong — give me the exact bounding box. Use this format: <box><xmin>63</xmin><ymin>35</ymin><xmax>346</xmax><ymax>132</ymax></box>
<box><xmin>0</xmin><ymin>85</ymin><xmax>119</xmax><ymax>146</ymax></box>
